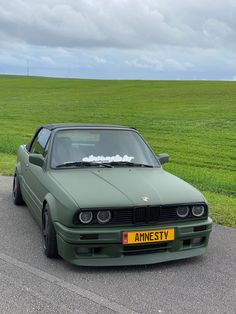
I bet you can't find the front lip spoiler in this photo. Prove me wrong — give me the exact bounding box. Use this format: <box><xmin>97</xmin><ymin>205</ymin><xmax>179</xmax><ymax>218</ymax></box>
<box><xmin>57</xmin><ymin>236</ymin><xmax>209</xmax><ymax>267</ymax></box>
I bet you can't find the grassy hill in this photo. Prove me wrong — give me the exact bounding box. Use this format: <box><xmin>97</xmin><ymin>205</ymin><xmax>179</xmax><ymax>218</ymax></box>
<box><xmin>0</xmin><ymin>75</ymin><xmax>235</xmax><ymax>226</ymax></box>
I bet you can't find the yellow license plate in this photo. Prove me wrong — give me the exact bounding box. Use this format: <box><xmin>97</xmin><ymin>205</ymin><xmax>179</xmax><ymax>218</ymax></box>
<box><xmin>122</xmin><ymin>229</ymin><xmax>175</xmax><ymax>245</ymax></box>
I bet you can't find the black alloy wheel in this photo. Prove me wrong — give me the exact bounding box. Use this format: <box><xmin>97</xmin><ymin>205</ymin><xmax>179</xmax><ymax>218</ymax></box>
<box><xmin>12</xmin><ymin>173</ymin><xmax>25</xmax><ymax>205</ymax></box>
<box><xmin>42</xmin><ymin>204</ymin><xmax>58</xmax><ymax>258</ymax></box>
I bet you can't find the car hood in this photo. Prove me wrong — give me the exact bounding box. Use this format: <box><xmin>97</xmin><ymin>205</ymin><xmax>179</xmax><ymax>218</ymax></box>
<box><xmin>49</xmin><ymin>168</ymin><xmax>205</xmax><ymax>208</ymax></box>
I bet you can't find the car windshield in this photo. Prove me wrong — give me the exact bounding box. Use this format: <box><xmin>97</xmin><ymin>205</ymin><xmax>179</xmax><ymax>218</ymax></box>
<box><xmin>51</xmin><ymin>129</ymin><xmax>159</xmax><ymax>168</ymax></box>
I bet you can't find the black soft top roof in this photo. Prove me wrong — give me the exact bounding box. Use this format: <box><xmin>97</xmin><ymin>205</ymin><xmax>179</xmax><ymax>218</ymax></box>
<box><xmin>43</xmin><ymin>123</ymin><xmax>133</xmax><ymax>130</ymax></box>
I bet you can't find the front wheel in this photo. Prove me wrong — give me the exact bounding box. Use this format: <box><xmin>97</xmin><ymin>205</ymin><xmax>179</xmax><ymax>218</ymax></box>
<box><xmin>42</xmin><ymin>204</ymin><xmax>58</xmax><ymax>258</ymax></box>
<box><xmin>13</xmin><ymin>173</ymin><xmax>25</xmax><ymax>205</ymax></box>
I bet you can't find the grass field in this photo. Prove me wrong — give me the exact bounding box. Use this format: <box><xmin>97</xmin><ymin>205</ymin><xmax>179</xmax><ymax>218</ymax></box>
<box><xmin>0</xmin><ymin>75</ymin><xmax>235</xmax><ymax>227</ymax></box>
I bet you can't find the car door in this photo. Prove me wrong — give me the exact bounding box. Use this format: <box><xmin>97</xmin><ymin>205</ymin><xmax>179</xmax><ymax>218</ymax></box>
<box><xmin>24</xmin><ymin>128</ymin><xmax>51</xmax><ymax>224</ymax></box>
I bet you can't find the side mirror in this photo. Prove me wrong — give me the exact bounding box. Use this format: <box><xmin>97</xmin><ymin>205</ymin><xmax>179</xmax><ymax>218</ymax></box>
<box><xmin>158</xmin><ymin>153</ymin><xmax>169</xmax><ymax>164</ymax></box>
<box><xmin>29</xmin><ymin>154</ymin><xmax>45</xmax><ymax>167</ymax></box>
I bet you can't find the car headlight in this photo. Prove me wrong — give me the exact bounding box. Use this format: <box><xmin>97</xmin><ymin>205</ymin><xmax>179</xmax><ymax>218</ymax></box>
<box><xmin>192</xmin><ymin>205</ymin><xmax>205</xmax><ymax>217</ymax></box>
<box><xmin>97</xmin><ymin>210</ymin><xmax>112</xmax><ymax>224</ymax></box>
<box><xmin>176</xmin><ymin>206</ymin><xmax>190</xmax><ymax>218</ymax></box>
<box><xmin>79</xmin><ymin>211</ymin><xmax>93</xmax><ymax>224</ymax></box>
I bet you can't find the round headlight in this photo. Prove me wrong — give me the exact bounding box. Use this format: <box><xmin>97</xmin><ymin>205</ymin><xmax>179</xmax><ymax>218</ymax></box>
<box><xmin>176</xmin><ymin>206</ymin><xmax>190</xmax><ymax>218</ymax></box>
<box><xmin>192</xmin><ymin>205</ymin><xmax>205</xmax><ymax>217</ymax></box>
<box><xmin>97</xmin><ymin>210</ymin><xmax>112</xmax><ymax>224</ymax></box>
<box><xmin>79</xmin><ymin>211</ymin><xmax>93</xmax><ymax>224</ymax></box>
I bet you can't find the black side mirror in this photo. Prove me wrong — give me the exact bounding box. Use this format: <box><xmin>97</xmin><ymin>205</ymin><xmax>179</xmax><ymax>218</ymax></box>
<box><xmin>158</xmin><ymin>153</ymin><xmax>169</xmax><ymax>164</ymax></box>
<box><xmin>29</xmin><ymin>154</ymin><xmax>44</xmax><ymax>167</ymax></box>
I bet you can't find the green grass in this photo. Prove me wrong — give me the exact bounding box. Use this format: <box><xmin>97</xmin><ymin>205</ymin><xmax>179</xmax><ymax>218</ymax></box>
<box><xmin>0</xmin><ymin>75</ymin><xmax>235</xmax><ymax>227</ymax></box>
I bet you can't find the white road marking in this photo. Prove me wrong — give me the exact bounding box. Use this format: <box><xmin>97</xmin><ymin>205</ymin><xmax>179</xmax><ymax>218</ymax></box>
<box><xmin>0</xmin><ymin>253</ymin><xmax>138</xmax><ymax>314</ymax></box>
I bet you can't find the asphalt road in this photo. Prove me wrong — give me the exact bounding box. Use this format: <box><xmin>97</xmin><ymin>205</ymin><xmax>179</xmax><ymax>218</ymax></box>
<box><xmin>0</xmin><ymin>175</ymin><xmax>235</xmax><ymax>314</ymax></box>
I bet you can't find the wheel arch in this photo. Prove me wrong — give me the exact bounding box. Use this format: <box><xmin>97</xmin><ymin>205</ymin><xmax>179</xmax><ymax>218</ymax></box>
<box><xmin>16</xmin><ymin>144</ymin><xmax>28</xmax><ymax>176</ymax></box>
<box><xmin>15</xmin><ymin>163</ymin><xmax>21</xmax><ymax>177</ymax></box>
<box><xmin>42</xmin><ymin>195</ymin><xmax>58</xmax><ymax>259</ymax></box>
<box><xmin>42</xmin><ymin>193</ymin><xmax>59</xmax><ymax>224</ymax></box>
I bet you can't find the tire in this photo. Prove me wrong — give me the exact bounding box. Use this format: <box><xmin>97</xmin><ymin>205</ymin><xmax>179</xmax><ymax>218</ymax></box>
<box><xmin>13</xmin><ymin>173</ymin><xmax>25</xmax><ymax>205</ymax></box>
<box><xmin>42</xmin><ymin>204</ymin><xmax>58</xmax><ymax>258</ymax></box>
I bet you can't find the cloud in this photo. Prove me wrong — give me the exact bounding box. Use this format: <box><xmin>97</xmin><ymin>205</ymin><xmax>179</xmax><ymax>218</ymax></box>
<box><xmin>0</xmin><ymin>0</ymin><xmax>236</xmax><ymax>79</ymax></box>
<box><xmin>0</xmin><ymin>0</ymin><xmax>235</xmax><ymax>51</ymax></box>
<box><xmin>126</xmin><ymin>57</ymin><xmax>163</xmax><ymax>70</ymax></box>
<box><xmin>126</xmin><ymin>56</ymin><xmax>194</xmax><ymax>72</ymax></box>
<box><xmin>40</xmin><ymin>56</ymin><xmax>56</xmax><ymax>66</ymax></box>
<box><xmin>94</xmin><ymin>56</ymin><xmax>108</xmax><ymax>64</ymax></box>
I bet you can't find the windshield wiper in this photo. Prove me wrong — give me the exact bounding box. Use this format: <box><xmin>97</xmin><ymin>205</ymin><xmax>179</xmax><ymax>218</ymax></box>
<box><xmin>56</xmin><ymin>161</ymin><xmax>153</xmax><ymax>168</ymax></box>
<box><xmin>106</xmin><ymin>161</ymin><xmax>153</xmax><ymax>168</ymax></box>
<box><xmin>56</xmin><ymin>161</ymin><xmax>113</xmax><ymax>168</ymax></box>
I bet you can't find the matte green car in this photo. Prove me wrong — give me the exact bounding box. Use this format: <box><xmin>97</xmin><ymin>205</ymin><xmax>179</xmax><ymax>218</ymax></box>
<box><xmin>13</xmin><ymin>124</ymin><xmax>212</xmax><ymax>266</ymax></box>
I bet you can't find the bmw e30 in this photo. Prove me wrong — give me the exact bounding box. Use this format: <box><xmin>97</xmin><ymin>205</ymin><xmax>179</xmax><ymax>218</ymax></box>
<box><xmin>13</xmin><ymin>124</ymin><xmax>212</xmax><ymax>266</ymax></box>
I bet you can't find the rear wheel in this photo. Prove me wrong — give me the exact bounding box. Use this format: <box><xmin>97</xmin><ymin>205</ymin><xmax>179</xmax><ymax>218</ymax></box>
<box><xmin>42</xmin><ymin>204</ymin><xmax>58</xmax><ymax>258</ymax></box>
<box><xmin>12</xmin><ymin>173</ymin><xmax>25</xmax><ymax>205</ymax></box>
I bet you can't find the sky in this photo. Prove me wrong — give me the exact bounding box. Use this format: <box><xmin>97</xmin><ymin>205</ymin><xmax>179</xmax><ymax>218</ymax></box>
<box><xmin>0</xmin><ymin>0</ymin><xmax>236</xmax><ymax>80</ymax></box>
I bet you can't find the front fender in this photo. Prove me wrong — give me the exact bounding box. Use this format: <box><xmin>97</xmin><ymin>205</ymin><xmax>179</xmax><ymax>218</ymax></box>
<box><xmin>15</xmin><ymin>145</ymin><xmax>25</xmax><ymax>176</ymax></box>
<box><xmin>44</xmin><ymin>193</ymin><xmax>59</xmax><ymax>223</ymax></box>
<box><xmin>44</xmin><ymin>193</ymin><xmax>77</xmax><ymax>227</ymax></box>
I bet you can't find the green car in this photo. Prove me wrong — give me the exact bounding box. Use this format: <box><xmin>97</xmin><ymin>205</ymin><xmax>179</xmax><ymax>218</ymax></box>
<box><xmin>13</xmin><ymin>124</ymin><xmax>212</xmax><ymax>266</ymax></box>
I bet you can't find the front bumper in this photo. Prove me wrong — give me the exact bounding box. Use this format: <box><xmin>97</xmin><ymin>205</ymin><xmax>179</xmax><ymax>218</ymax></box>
<box><xmin>54</xmin><ymin>218</ymin><xmax>212</xmax><ymax>266</ymax></box>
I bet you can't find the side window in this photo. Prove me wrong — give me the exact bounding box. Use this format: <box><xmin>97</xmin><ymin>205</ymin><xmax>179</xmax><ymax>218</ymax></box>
<box><xmin>30</xmin><ymin>128</ymin><xmax>51</xmax><ymax>156</ymax></box>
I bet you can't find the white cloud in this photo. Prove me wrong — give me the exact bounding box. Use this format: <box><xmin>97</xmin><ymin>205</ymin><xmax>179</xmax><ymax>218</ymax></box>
<box><xmin>126</xmin><ymin>56</ymin><xmax>194</xmax><ymax>72</ymax></box>
<box><xmin>94</xmin><ymin>56</ymin><xmax>108</xmax><ymax>64</ymax></box>
<box><xmin>0</xmin><ymin>0</ymin><xmax>236</xmax><ymax>79</ymax></box>
<box><xmin>40</xmin><ymin>56</ymin><xmax>56</xmax><ymax>66</ymax></box>
<box><xmin>0</xmin><ymin>0</ymin><xmax>235</xmax><ymax>51</ymax></box>
<box><xmin>126</xmin><ymin>57</ymin><xmax>163</xmax><ymax>70</ymax></box>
